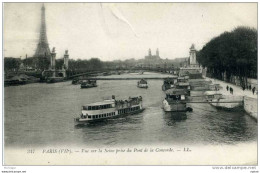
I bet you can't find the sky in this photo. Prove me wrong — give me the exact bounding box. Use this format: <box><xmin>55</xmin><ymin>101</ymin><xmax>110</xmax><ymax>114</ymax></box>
<box><xmin>3</xmin><ymin>3</ymin><xmax>257</xmax><ymax>61</ymax></box>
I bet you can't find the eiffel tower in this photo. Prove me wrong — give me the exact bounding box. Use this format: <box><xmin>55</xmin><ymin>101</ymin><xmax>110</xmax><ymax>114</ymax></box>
<box><xmin>34</xmin><ymin>4</ymin><xmax>51</xmax><ymax>69</ymax></box>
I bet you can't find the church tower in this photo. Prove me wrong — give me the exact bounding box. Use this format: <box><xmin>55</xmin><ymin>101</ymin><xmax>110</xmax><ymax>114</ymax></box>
<box><xmin>148</xmin><ymin>48</ymin><xmax>151</xmax><ymax>57</ymax></box>
<box><xmin>156</xmin><ymin>48</ymin><xmax>159</xmax><ymax>57</ymax></box>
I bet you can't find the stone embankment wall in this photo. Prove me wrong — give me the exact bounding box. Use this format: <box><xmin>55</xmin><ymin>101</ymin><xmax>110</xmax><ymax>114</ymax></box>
<box><xmin>244</xmin><ymin>96</ymin><xmax>257</xmax><ymax>120</ymax></box>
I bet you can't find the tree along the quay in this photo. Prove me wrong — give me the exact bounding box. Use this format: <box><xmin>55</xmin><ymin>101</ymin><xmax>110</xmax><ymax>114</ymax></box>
<box><xmin>197</xmin><ymin>26</ymin><xmax>257</xmax><ymax>86</ymax></box>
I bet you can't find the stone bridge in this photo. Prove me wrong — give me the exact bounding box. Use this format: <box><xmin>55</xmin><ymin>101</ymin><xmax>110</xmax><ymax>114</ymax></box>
<box><xmin>67</xmin><ymin>67</ymin><xmax>176</xmax><ymax>79</ymax></box>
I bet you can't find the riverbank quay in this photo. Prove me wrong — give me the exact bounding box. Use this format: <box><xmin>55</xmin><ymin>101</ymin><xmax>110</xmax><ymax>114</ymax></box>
<box><xmin>205</xmin><ymin>77</ymin><xmax>258</xmax><ymax>120</ymax></box>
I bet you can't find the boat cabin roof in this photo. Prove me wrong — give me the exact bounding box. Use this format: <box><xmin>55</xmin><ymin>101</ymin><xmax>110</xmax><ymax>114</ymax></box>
<box><xmin>139</xmin><ymin>79</ymin><xmax>147</xmax><ymax>84</ymax></box>
<box><xmin>164</xmin><ymin>76</ymin><xmax>178</xmax><ymax>80</ymax></box>
<box><xmin>84</xmin><ymin>100</ymin><xmax>115</xmax><ymax>106</ymax></box>
<box><xmin>177</xmin><ymin>78</ymin><xmax>189</xmax><ymax>82</ymax></box>
<box><xmin>204</xmin><ymin>91</ymin><xmax>222</xmax><ymax>96</ymax></box>
<box><xmin>82</xmin><ymin>79</ymin><xmax>96</xmax><ymax>83</ymax></box>
<box><xmin>165</xmin><ymin>88</ymin><xmax>188</xmax><ymax>95</ymax></box>
<box><xmin>209</xmin><ymin>83</ymin><xmax>220</xmax><ymax>86</ymax></box>
<box><xmin>84</xmin><ymin>79</ymin><xmax>96</xmax><ymax>81</ymax></box>
<box><xmin>178</xmin><ymin>75</ymin><xmax>189</xmax><ymax>79</ymax></box>
<box><xmin>176</xmin><ymin>82</ymin><xmax>190</xmax><ymax>86</ymax></box>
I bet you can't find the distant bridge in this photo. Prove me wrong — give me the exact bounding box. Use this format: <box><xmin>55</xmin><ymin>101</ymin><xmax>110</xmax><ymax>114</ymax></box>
<box><xmin>82</xmin><ymin>77</ymin><xmax>176</xmax><ymax>80</ymax></box>
<box><xmin>67</xmin><ymin>71</ymin><xmax>102</xmax><ymax>79</ymax></box>
<box><xmin>67</xmin><ymin>68</ymin><xmax>176</xmax><ymax>79</ymax></box>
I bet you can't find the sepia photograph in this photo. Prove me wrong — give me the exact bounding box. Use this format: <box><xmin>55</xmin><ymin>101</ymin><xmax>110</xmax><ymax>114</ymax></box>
<box><xmin>2</xmin><ymin>2</ymin><xmax>258</xmax><ymax>168</ymax></box>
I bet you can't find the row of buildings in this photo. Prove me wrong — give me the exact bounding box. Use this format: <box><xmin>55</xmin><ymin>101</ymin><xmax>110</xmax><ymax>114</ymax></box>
<box><xmin>118</xmin><ymin>45</ymin><xmax>201</xmax><ymax>72</ymax></box>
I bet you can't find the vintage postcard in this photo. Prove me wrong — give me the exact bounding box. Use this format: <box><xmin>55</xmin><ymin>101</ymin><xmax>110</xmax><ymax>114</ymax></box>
<box><xmin>2</xmin><ymin>2</ymin><xmax>258</xmax><ymax>169</ymax></box>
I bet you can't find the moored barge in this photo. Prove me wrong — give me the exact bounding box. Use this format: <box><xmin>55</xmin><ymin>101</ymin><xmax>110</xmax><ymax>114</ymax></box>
<box><xmin>204</xmin><ymin>91</ymin><xmax>243</xmax><ymax>110</ymax></box>
<box><xmin>163</xmin><ymin>88</ymin><xmax>192</xmax><ymax>112</ymax></box>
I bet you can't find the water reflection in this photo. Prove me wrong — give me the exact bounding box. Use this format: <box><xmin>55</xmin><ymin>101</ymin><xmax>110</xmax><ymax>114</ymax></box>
<box><xmin>206</xmin><ymin>110</ymin><xmax>250</xmax><ymax>143</ymax></box>
<box><xmin>73</xmin><ymin>113</ymin><xmax>144</xmax><ymax>147</ymax></box>
<box><xmin>163</xmin><ymin>112</ymin><xmax>188</xmax><ymax>125</ymax></box>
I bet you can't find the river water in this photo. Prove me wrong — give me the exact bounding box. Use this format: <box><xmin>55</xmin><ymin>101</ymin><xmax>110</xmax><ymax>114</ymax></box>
<box><xmin>4</xmin><ymin>72</ymin><xmax>257</xmax><ymax>148</ymax></box>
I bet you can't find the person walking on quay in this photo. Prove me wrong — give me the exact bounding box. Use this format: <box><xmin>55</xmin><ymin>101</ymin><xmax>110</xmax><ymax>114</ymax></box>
<box><xmin>249</xmin><ymin>85</ymin><xmax>251</xmax><ymax>90</ymax></box>
<box><xmin>242</xmin><ymin>85</ymin><xmax>245</xmax><ymax>91</ymax></box>
<box><xmin>252</xmin><ymin>87</ymin><xmax>256</xmax><ymax>95</ymax></box>
<box><xmin>226</xmin><ymin>85</ymin><xmax>229</xmax><ymax>91</ymax></box>
<box><xmin>230</xmin><ymin>87</ymin><xmax>233</xmax><ymax>95</ymax></box>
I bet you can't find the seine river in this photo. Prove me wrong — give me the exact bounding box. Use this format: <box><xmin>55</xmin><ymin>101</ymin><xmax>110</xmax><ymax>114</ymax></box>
<box><xmin>4</xmin><ymin>72</ymin><xmax>257</xmax><ymax>148</ymax></box>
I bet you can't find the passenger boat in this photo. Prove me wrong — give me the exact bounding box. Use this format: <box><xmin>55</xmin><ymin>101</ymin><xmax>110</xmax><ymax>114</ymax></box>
<box><xmin>204</xmin><ymin>91</ymin><xmax>243</xmax><ymax>110</ymax></box>
<box><xmin>162</xmin><ymin>77</ymin><xmax>177</xmax><ymax>91</ymax></box>
<box><xmin>74</xmin><ymin>96</ymin><xmax>144</xmax><ymax>124</ymax></box>
<box><xmin>80</xmin><ymin>80</ymin><xmax>97</xmax><ymax>89</ymax></box>
<box><xmin>162</xmin><ymin>76</ymin><xmax>190</xmax><ymax>95</ymax></box>
<box><xmin>72</xmin><ymin>79</ymin><xmax>82</xmax><ymax>85</ymax></box>
<box><xmin>137</xmin><ymin>79</ymin><xmax>148</xmax><ymax>88</ymax></box>
<box><xmin>175</xmin><ymin>76</ymin><xmax>191</xmax><ymax>96</ymax></box>
<box><xmin>162</xmin><ymin>89</ymin><xmax>192</xmax><ymax>112</ymax></box>
<box><xmin>204</xmin><ymin>91</ymin><xmax>222</xmax><ymax>101</ymax></box>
